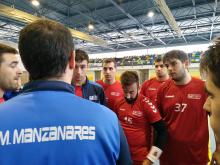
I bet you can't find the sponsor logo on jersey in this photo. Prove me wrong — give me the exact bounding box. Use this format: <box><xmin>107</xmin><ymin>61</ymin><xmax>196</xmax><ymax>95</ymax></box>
<box><xmin>119</xmin><ymin>108</ymin><xmax>125</xmax><ymax>111</ymax></box>
<box><xmin>148</xmin><ymin>88</ymin><xmax>156</xmax><ymax>91</ymax></box>
<box><xmin>111</xmin><ymin>92</ymin><xmax>120</xmax><ymax>96</ymax></box>
<box><xmin>187</xmin><ymin>94</ymin><xmax>201</xmax><ymax>99</ymax></box>
<box><xmin>89</xmin><ymin>95</ymin><xmax>98</xmax><ymax>101</ymax></box>
<box><xmin>132</xmin><ymin>110</ymin><xmax>143</xmax><ymax>117</ymax></box>
<box><xmin>165</xmin><ymin>95</ymin><xmax>175</xmax><ymax>98</ymax></box>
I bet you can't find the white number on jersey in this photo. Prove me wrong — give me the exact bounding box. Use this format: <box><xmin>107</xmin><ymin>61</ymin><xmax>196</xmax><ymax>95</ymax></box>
<box><xmin>174</xmin><ymin>103</ymin><xmax>187</xmax><ymax>112</ymax></box>
<box><xmin>124</xmin><ymin>116</ymin><xmax>133</xmax><ymax>124</ymax></box>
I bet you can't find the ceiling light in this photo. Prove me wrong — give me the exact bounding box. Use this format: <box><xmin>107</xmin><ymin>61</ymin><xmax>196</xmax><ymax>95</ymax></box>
<box><xmin>148</xmin><ymin>11</ymin><xmax>154</xmax><ymax>17</ymax></box>
<box><xmin>31</xmin><ymin>0</ymin><xmax>40</xmax><ymax>6</ymax></box>
<box><xmin>88</xmin><ymin>23</ymin><xmax>94</xmax><ymax>30</ymax></box>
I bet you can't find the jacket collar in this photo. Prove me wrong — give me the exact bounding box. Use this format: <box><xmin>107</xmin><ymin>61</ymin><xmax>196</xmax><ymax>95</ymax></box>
<box><xmin>21</xmin><ymin>80</ymin><xmax>74</xmax><ymax>94</ymax></box>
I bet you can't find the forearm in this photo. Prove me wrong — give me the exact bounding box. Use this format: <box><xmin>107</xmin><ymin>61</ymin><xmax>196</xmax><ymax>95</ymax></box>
<box><xmin>151</xmin><ymin>120</ymin><xmax>168</xmax><ymax>149</ymax></box>
<box><xmin>213</xmin><ymin>143</ymin><xmax>220</xmax><ymax>165</ymax></box>
<box><xmin>146</xmin><ymin>120</ymin><xmax>168</xmax><ymax>163</ymax></box>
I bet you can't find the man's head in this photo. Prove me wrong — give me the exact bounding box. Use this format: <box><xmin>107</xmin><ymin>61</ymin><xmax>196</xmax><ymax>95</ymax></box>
<box><xmin>163</xmin><ymin>50</ymin><xmax>189</xmax><ymax>82</ymax></box>
<box><xmin>102</xmin><ymin>58</ymin><xmax>117</xmax><ymax>84</ymax></box>
<box><xmin>0</xmin><ymin>43</ymin><xmax>22</xmax><ymax>92</ymax></box>
<box><xmin>200</xmin><ymin>40</ymin><xmax>220</xmax><ymax>142</ymax></box>
<box><xmin>72</xmin><ymin>49</ymin><xmax>89</xmax><ymax>86</ymax></box>
<box><xmin>120</xmin><ymin>71</ymin><xmax>139</xmax><ymax>104</ymax></box>
<box><xmin>19</xmin><ymin>19</ymin><xmax>74</xmax><ymax>81</ymax></box>
<box><xmin>154</xmin><ymin>55</ymin><xmax>168</xmax><ymax>80</ymax></box>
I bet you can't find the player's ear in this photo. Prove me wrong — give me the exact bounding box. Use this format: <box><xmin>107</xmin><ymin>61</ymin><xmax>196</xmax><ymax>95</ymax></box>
<box><xmin>87</xmin><ymin>61</ymin><xmax>89</xmax><ymax>69</ymax></box>
<box><xmin>69</xmin><ymin>50</ymin><xmax>75</xmax><ymax>69</ymax></box>
<box><xmin>184</xmin><ymin>59</ymin><xmax>190</xmax><ymax>68</ymax></box>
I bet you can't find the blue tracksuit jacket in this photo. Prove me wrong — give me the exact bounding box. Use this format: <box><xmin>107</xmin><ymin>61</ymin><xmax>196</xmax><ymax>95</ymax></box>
<box><xmin>0</xmin><ymin>80</ymin><xmax>131</xmax><ymax>165</ymax></box>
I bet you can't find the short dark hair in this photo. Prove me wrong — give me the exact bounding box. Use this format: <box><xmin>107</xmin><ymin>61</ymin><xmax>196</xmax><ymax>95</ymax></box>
<box><xmin>154</xmin><ymin>55</ymin><xmax>163</xmax><ymax>63</ymax></box>
<box><xmin>200</xmin><ymin>38</ymin><xmax>220</xmax><ymax>88</ymax></box>
<box><xmin>18</xmin><ymin>19</ymin><xmax>74</xmax><ymax>80</ymax></box>
<box><xmin>75</xmin><ymin>49</ymin><xmax>89</xmax><ymax>63</ymax></box>
<box><xmin>102</xmin><ymin>58</ymin><xmax>117</xmax><ymax>68</ymax></box>
<box><xmin>0</xmin><ymin>43</ymin><xmax>18</xmax><ymax>63</ymax></box>
<box><xmin>120</xmin><ymin>71</ymin><xmax>139</xmax><ymax>87</ymax></box>
<box><xmin>163</xmin><ymin>50</ymin><xmax>188</xmax><ymax>63</ymax></box>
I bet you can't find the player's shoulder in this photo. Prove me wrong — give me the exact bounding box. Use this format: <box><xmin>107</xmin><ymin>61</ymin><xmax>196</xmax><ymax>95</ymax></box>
<box><xmin>96</xmin><ymin>79</ymin><xmax>103</xmax><ymax>85</ymax></box>
<box><xmin>115</xmin><ymin>80</ymin><xmax>122</xmax><ymax>86</ymax></box>
<box><xmin>114</xmin><ymin>96</ymin><xmax>125</xmax><ymax>105</ymax></box>
<box><xmin>139</xmin><ymin>94</ymin><xmax>152</xmax><ymax>105</ymax></box>
<box><xmin>190</xmin><ymin>77</ymin><xmax>205</xmax><ymax>87</ymax></box>
<box><xmin>88</xmin><ymin>80</ymin><xmax>103</xmax><ymax>89</ymax></box>
<box><xmin>191</xmin><ymin>77</ymin><xmax>204</xmax><ymax>84</ymax></box>
<box><xmin>114</xmin><ymin>96</ymin><xmax>126</xmax><ymax>110</ymax></box>
<box><xmin>158</xmin><ymin>79</ymin><xmax>173</xmax><ymax>89</ymax></box>
<box><xmin>146</xmin><ymin>77</ymin><xmax>157</xmax><ymax>83</ymax></box>
<box><xmin>141</xmin><ymin>77</ymin><xmax>156</xmax><ymax>86</ymax></box>
<box><xmin>139</xmin><ymin>94</ymin><xmax>157</xmax><ymax>110</ymax></box>
<box><xmin>112</xmin><ymin>81</ymin><xmax>123</xmax><ymax>90</ymax></box>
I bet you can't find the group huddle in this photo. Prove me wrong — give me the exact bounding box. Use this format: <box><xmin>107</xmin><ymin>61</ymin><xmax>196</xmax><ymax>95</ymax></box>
<box><xmin>0</xmin><ymin>19</ymin><xmax>219</xmax><ymax>165</ymax></box>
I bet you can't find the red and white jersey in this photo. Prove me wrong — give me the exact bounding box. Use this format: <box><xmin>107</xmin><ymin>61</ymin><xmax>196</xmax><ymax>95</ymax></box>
<box><xmin>114</xmin><ymin>94</ymin><xmax>161</xmax><ymax>161</ymax></box>
<box><xmin>96</xmin><ymin>80</ymin><xmax>123</xmax><ymax>111</ymax></box>
<box><xmin>0</xmin><ymin>97</ymin><xmax>4</xmax><ymax>104</ymax></box>
<box><xmin>74</xmin><ymin>86</ymin><xmax>83</xmax><ymax>97</ymax></box>
<box><xmin>140</xmin><ymin>77</ymin><xmax>167</xmax><ymax>103</ymax></box>
<box><xmin>157</xmin><ymin>78</ymin><xmax>208</xmax><ymax>164</ymax></box>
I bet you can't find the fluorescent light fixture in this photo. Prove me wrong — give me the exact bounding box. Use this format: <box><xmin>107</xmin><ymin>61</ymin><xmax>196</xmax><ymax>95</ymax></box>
<box><xmin>31</xmin><ymin>0</ymin><xmax>40</xmax><ymax>6</ymax></box>
<box><xmin>88</xmin><ymin>23</ymin><xmax>94</xmax><ymax>30</ymax></box>
<box><xmin>155</xmin><ymin>0</ymin><xmax>182</xmax><ymax>37</ymax></box>
<box><xmin>148</xmin><ymin>11</ymin><xmax>154</xmax><ymax>17</ymax></box>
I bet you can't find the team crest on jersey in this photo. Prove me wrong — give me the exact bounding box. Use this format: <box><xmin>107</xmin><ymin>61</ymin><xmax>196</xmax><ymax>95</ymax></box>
<box><xmin>132</xmin><ymin>110</ymin><xmax>143</xmax><ymax>117</ymax></box>
<box><xmin>89</xmin><ymin>95</ymin><xmax>98</xmax><ymax>101</ymax></box>
<box><xmin>111</xmin><ymin>92</ymin><xmax>120</xmax><ymax>96</ymax></box>
<box><xmin>187</xmin><ymin>94</ymin><xmax>201</xmax><ymax>99</ymax></box>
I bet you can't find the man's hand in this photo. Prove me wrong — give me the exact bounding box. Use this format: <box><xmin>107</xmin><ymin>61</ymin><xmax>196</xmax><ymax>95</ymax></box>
<box><xmin>142</xmin><ymin>159</ymin><xmax>152</xmax><ymax>165</ymax></box>
<box><xmin>211</xmin><ymin>143</ymin><xmax>220</xmax><ymax>165</ymax></box>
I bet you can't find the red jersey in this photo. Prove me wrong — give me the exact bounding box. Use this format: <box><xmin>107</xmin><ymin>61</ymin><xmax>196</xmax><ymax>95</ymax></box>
<box><xmin>140</xmin><ymin>77</ymin><xmax>167</xmax><ymax>103</ymax></box>
<box><xmin>74</xmin><ymin>86</ymin><xmax>83</xmax><ymax>97</ymax></box>
<box><xmin>114</xmin><ymin>94</ymin><xmax>161</xmax><ymax>161</ymax></box>
<box><xmin>96</xmin><ymin>80</ymin><xmax>123</xmax><ymax>111</ymax></box>
<box><xmin>157</xmin><ymin>78</ymin><xmax>208</xmax><ymax>165</ymax></box>
<box><xmin>0</xmin><ymin>98</ymin><xmax>4</xmax><ymax>103</ymax></box>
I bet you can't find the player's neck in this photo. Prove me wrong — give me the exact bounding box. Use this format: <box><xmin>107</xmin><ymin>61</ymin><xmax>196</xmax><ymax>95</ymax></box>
<box><xmin>175</xmin><ymin>72</ymin><xmax>191</xmax><ymax>85</ymax></box>
<box><xmin>74</xmin><ymin>77</ymin><xmax>86</xmax><ymax>86</ymax></box>
<box><xmin>104</xmin><ymin>79</ymin><xmax>115</xmax><ymax>85</ymax></box>
<box><xmin>157</xmin><ymin>75</ymin><xmax>169</xmax><ymax>81</ymax></box>
<box><xmin>0</xmin><ymin>89</ymin><xmax>4</xmax><ymax>98</ymax></box>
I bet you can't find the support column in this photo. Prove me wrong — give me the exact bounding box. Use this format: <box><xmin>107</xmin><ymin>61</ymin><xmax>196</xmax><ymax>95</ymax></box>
<box><xmin>94</xmin><ymin>70</ymin><xmax>101</xmax><ymax>81</ymax></box>
<box><xmin>139</xmin><ymin>69</ymin><xmax>149</xmax><ymax>84</ymax></box>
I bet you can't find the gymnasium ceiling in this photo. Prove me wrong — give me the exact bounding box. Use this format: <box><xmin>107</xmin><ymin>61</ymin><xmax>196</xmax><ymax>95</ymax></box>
<box><xmin>0</xmin><ymin>0</ymin><xmax>219</xmax><ymax>54</ymax></box>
